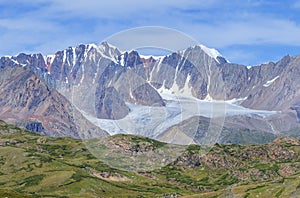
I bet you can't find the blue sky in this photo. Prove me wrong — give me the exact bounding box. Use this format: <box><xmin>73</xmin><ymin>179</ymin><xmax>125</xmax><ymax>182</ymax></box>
<box><xmin>1</xmin><ymin>0</ymin><xmax>300</xmax><ymax>65</ymax></box>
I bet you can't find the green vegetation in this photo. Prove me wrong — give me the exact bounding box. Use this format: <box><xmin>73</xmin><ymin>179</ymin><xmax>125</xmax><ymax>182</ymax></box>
<box><xmin>0</xmin><ymin>121</ymin><xmax>299</xmax><ymax>197</ymax></box>
<box><xmin>220</xmin><ymin>128</ymin><xmax>278</xmax><ymax>145</ymax></box>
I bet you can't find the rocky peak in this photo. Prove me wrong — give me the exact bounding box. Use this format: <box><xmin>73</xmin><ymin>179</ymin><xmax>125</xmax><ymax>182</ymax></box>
<box><xmin>99</xmin><ymin>41</ymin><xmax>121</xmax><ymax>59</ymax></box>
<box><xmin>120</xmin><ymin>50</ymin><xmax>143</xmax><ymax>68</ymax></box>
<box><xmin>181</xmin><ymin>44</ymin><xmax>227</xmax><ymax>64</ymax></box>
<box><xmin>277</xmin><ymin>54</ymin><xmax>291</xmax><ymax>67</ymax></box>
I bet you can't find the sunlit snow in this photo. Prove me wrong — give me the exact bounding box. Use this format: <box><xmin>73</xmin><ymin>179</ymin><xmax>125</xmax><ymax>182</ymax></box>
<box><xmin>263</xmin><ymin>76</ymin><xmax>279</xmax><ymax>87</ymax></box>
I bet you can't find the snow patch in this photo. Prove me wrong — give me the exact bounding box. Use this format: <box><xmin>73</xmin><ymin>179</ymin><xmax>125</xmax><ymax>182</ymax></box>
<box><xmin>72</xmin><ymin>47</ymin><xmax>77</xmax><ymax>66</ymax></box>
<box><xmin>63</xmin><ymin>49</ymin><xmax>67</xmax><ymax>64</ymax></box>
<box><xmin>129</xmin><ymin>86</ymin><xmax>135</xmax><ymax>100</ymax></box>
<box><xmin>204</xmin><ymin>53</ymin><xmax>213</xmax><ymax>100</ymax></box>
<box><xmin>263</xmin><ymin>76</ymin><xmax>279</xmax><ymax>87</ymax></box>
<box><xmin>149</xmin><ymin>56</ymin><xmax>164</xmax><ymax>82</ymax></box>
<box><xmin>92</xmin><ymin>71</ymin><xmax>98</xmax><ymax>84</ymax></box>
<box><xmin>79</xmin><ymin>63</ymin><xmax>85</xmax><ymax>85</ymax></box>
<box><xmin>140</xmin><ymin>55</ymin><xmax>164</xmax><ymax>60</ymax></box>
<box><xmin>106</xmin><ymin>42</ymin><xmax>118</xmax><ymax>50</ymax></box>
<box><xmin>198</xmin><ymin>44</ymin><xmax>223</xmax><ymax>63</ymax></box>
<box><xmin>119</xmin><ymin>54</ymin><xmax>125</xmax><ymax>66</ymax></box>
<box><xmin>45</xmin><ymin>55</ymin><xmax>55</xmax><ymax>65</ymax></box>
<box><xmin>89</xmin><ymin>43</ymin><xmax>118</xmax><ymax>64</ymax></box>
<box><xmin>11</xmin><ymin>59</ymin><xmax>19</xmax><ymax>65</ymax></box>
<box><xmin>184</xmin><ymin>44</ymin><xmax>227</xmax><ymax>64</ymax></box>
<box><xmin>87</xmin><ymin>44</ymin><xmax>98</xmax><ymax>52</ymax></box>
<box><xmin>226</xmin><ymin>97</ymin><xmax>248</xmax><ymax>104</ymax></box>
<box><xmin>156</xmin><ymin>56</ymin><xmax>164</xmax><ymax>72</ymax></box>
<box><xmin>204</xmin><ymin>93</ymin><xmax>213</xmax><ymax>101</ymax></box>
<box><xmin>157</xmin><ymin>75</ymin><xmax>193</xmax><ymax>98</ymax></box>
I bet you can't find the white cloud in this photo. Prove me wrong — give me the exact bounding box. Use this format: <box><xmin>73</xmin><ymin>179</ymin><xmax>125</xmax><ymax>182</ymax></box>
<box><xmin>7</xmin><ymin>0</ymin><xmax>219</xmax><ymax>20</ymax></box>
<box><xmin>177</xmin><ymin>17</ymin><xmax>300</xmax><ymax>48</ymax></box>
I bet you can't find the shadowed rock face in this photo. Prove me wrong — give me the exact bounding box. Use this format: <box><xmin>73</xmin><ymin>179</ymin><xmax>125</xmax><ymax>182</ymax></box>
<box><xmin>24</xmin><ymin>121</ymin><xmax>45</xmax><ymax>133</ymax></box>
<box><xmin>95</xmin><ymin>87</ymin><xmax>130</xmax><ymax>120</ymax></box>
<box><xmin>0</xmin><ymin>66</ymin><xmax>108</xmax><ymax>138</ymax></box>
<box><xmin>132</xmin><ymin>83</ymin><xmax>165</xmax><ymax>106</ymax></box>
<box><xmin>291</xmin><ymin>100</ymin><xmax>300</xmax><ymax>123</ymax></box>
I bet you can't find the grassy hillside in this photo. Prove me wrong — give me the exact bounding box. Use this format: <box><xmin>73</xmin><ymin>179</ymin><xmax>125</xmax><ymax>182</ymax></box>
<box><xmin>0</xmin><ymin>121</ymin><xmax>299</xmax><ymax>197</ymax></box>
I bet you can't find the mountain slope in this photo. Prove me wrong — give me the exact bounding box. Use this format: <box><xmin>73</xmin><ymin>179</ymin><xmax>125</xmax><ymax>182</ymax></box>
<box><xmin>0</xmin><ymin>66</ymin><xmax>107</xmax><ymax>138</ymax></box>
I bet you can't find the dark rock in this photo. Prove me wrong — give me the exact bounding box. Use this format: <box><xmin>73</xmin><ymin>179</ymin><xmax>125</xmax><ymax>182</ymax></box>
<box><xmin>25</xmin><ymin>121</ymin><xmax>45</xmax><ymax>133</ymax></box>
<box><xmin>132</xmin><ymin>83</ymin><xmax>165</xmax><ymax>106</ymax></box>
<box><xmin>95</xmin><ymin>87</ymin><xmax>130</xmax><ymax>119</ymax></box>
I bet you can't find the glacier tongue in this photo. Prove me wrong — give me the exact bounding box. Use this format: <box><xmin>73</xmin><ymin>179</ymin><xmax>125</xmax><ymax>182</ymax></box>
<box><xmin>80</xmin><ymin>92</ymin><xmax>278</xmax><ymax>141</ymax></box>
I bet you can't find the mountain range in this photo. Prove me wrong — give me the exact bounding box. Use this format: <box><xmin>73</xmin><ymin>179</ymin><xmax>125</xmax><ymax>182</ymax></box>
<box><xmin>1</xmin><ymin>42</ymin><xmax>300</xmax><ymax>144</ymax></box>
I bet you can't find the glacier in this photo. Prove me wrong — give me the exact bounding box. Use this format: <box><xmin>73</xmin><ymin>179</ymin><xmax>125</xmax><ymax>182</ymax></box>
<box><xmin>80</xmin><ymin>93</ymin><xmax>278</xmax><ymax>139</ymax></box>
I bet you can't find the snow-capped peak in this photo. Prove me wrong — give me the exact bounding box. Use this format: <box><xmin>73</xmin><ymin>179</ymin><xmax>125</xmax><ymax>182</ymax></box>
<box><xmin>87</xmin><ymin>43</ymin><xmax>99</xmax><ymax>52</ymax></box>
<box><xmin>100</xmin><ymin>41</ymin><xmax>119</xmax><ymax>51</ymax></box>
<box><xmin>198</xmin><ymin>44</ymin><xmax>223</xmax><ymax>61</ymax></box>
<box><xmin>180</xmin><ymin>44</ymin><xmax>228</xmax><ymax>64</ymax></box>
<box><xmin>99</xmin><ymin>42</ymin><xmax>122</xmax><ymax>55</ymax></box>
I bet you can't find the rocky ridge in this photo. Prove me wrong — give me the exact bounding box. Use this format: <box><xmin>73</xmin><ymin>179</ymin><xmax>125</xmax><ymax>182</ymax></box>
<box><xmin>1</xmin><ymin>42</ymin><xmax>300</xmax><ymax>138</ymax></box>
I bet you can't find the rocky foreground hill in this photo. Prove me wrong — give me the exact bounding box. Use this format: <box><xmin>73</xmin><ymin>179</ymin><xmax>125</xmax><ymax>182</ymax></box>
<box><xmin>0</xmin><ymin>121</ymin><xmax>299</xmax><ymax>197</ymax></box>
